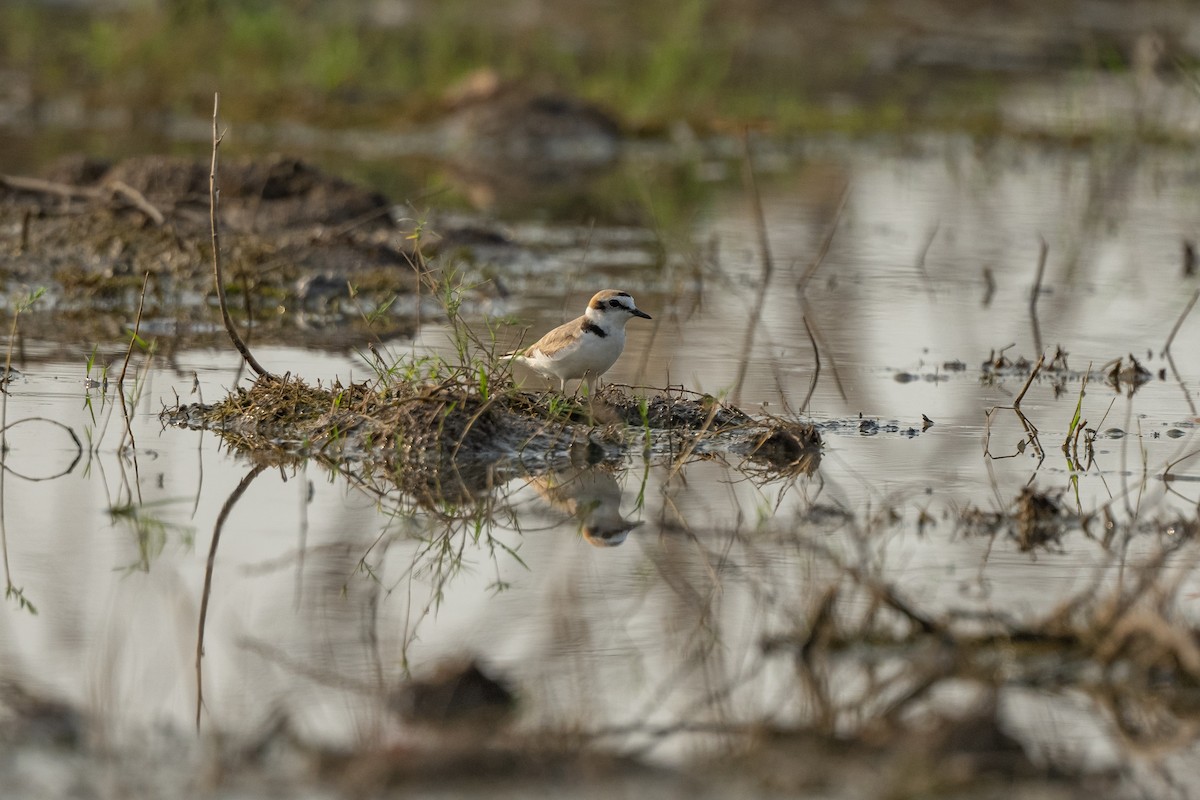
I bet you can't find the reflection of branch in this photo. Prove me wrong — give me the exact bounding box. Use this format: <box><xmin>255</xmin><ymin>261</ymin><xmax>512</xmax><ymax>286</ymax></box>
<box><xmin>799</xmin><ymin>316</ymin><xmax>821</xmax><ymax>415</ymax></box>
<box><xmin>0</xmin><ymin>418</ymin><xmax>82</xmax><ymax>481</ymax></box>
<box><xmin>1163</xmin><ymin>350</ymin><xmax>1198</xmax><ymax>418</ymax></box>
<box><xmin>838</xmin><ymin>561</ymin><xmax>941</xmax><ymax>635</ymax></box>
<box><xmin>794</xmin><ymin>184</ymin><xmax>849</xmax><ymax>406</ymax></box>
<box><xmin>238</xmin><ymin>637</ymin><xmax>377</xmax><ymax>695</ymax></box>
<box><xmin>613</xmin><ymin>530</ymin><xmax>750</xmax><ymax>752</ymax></box>
<box><xmin>1160</xmin><ymin>287</ymin><xmax>1199</xmax><ymax>358</ymax></box>
<box><xmin>196</xmin><ymin>462</ymin><xmax>267</xmax><ymax>730</ymax></box>
<box><xmin>731</xmin><ymin>131</ymin><xmax>773</xmax><ymax>406</ymax></box>
<box><xmin>0</xmin><ymin>447</ymin><xmax>31</xmax><ymax>613</ymax></box>
<box><xmin>190</xmin><ymin>374</ymin><xmax>206</xmax><ymax>520</ymax></box>
<box><xmin>0</xmin><ymin>289</ymin><xmax>50</xmax><ymax>614</ymax></box>
<box><xmin>913</xmin><ymin>220</ymin><xmax>939</xmax><ymax>300</ymax></box>
<box><xmin>1029</xmin><ymin>237</ymin><xmax>1048</xmax><ymax>354</ymax></box>
<box><xmin>1089</xmin><ymin>684</ymin><xmax>1200</xmax><ymax>756</ymax></box>
<box><xmin>797</xmin><ymin>183</ymin><xmax>849</xmax><ymax>295</ymax></box>
<box><xmin>1162</xmin><ymin>449</ymin><xmax>1200</xmax><ymax>507</ymax></box>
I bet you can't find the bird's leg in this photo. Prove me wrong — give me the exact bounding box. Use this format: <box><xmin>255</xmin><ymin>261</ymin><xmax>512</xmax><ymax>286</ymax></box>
<box><xmin>583</xmin><ymin>373</ymin><xmax>598</xmax><ymax>424</ymax></box>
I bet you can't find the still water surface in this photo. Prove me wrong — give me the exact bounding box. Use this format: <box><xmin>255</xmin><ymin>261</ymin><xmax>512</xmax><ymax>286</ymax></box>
<box><xmin>3</xmin><ymin>135</ymin><xmax>1200</xmax><ymax>793</ymax></box>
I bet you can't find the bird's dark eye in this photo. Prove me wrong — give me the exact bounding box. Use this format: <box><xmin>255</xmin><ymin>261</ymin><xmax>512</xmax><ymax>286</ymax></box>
<box><xmin>608</xmin><ymin>299</ymin><xmax>621</xmax><ymax>308</ymax></box>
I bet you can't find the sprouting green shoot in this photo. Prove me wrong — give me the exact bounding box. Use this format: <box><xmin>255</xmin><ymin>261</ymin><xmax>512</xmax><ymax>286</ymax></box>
<box><xmin>477</xmin><ymin>364</ymin><xmax>489</xmax><ymax>400</ymax></box>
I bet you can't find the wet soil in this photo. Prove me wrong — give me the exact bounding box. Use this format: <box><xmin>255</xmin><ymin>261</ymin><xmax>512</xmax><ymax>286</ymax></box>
<box><xmin>0</xmin><ymin>154</ymin><xmax>418</xmax><ymax>325</ymax></box>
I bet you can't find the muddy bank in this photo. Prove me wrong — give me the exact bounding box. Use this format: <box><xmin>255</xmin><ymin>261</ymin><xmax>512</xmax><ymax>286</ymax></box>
<box><xmin>0</xmin><ymin>145</ymin><xmax>645</xmax><ymax>359</ymax></box>
<box><xmin>0</xmin><ymin>154</ymin><xmax>420</xmax><ymax>313</ymax></box>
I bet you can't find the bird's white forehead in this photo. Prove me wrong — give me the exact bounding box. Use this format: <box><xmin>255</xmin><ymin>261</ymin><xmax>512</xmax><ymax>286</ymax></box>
<box><xmin>589</xmin><ymin>290</ymin><xmax>634</xmax><ymax>308</ymax></box>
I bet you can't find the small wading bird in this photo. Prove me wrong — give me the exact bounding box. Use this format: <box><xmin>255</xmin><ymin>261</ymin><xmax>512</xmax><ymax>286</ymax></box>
<box><xmin>504</xmin><ymin>290</ymin><xmax>652</xmax><ymax>392</ymax></box>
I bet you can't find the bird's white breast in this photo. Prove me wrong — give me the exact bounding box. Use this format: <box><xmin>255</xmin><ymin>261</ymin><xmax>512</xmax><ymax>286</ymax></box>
<box><xmin>532</xmin><ymin>326</ymin><xmax>625</xmax><ymax>380</ymax></box>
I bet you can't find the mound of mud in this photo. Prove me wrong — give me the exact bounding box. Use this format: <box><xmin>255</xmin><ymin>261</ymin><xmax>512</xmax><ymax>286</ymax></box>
<box><xmin>0</xmin><ymin>154</ymin><xmax>414</xmax><ymax>300</ymax></box>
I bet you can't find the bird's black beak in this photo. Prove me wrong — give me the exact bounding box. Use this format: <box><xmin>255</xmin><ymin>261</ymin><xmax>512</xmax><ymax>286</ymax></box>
<box><xmin>632</xmin><ymin>308</ymin><xmax>652</xmax><ymax>320</ymax></box>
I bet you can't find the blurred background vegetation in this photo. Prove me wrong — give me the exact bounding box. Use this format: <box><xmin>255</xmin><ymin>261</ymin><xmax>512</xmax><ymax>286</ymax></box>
<box><xmin>3</xmin><ymin>0</ymin><xmax>1194</xmax><ymax>138</ymax></box>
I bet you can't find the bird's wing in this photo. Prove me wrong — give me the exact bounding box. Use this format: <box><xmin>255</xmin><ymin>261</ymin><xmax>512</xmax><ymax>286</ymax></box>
<box><xmin>525</xmin><ymin>318</ymin><xmax>585</xmax><ymax>359</ymax></box>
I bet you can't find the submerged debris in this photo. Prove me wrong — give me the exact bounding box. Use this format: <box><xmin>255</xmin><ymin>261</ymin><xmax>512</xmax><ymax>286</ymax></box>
<box><xmin>815</xmin><ymin>417</ymin><xmax>927</xmax><ymax>439</ymax></box>
<box><xmin>982</xmin><ymin>345</ymin><xmax>1158</xmax><ymax>397</ymax></box>
<box><xmin>1014</xmin><ymin>486</ymin><xmax>1067</xmax><ymax>551</ymax></box>
<box><xmin>957</xmin><ymin>486</ymin><xmax>1072</xmax><ymax>552</ymax></box>
<box><xmin>1105</xmin><ymin>353</ymin><xmax>1154</xmax><ymax>394</ymax></box>
<box><xmin>0</xmin><ymin>680</ymin><xmax>84</xmax><ymax>749</ymax></box>
<box><xmin>391</xmin><ymin>660</ymin><xmax>516</xmax><ymax>730</ymax></box>
<box><xmin>981</xmin><ymin>344</ymin><xmax>1070</xmax><ymax>380</ymax></box>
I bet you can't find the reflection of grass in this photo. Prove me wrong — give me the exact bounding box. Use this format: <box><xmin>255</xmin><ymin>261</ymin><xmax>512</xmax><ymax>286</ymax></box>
<box><xmin>108</xmin><ymin>499</ymin><xmax>195</xmax><ymax>573</ymax></box>
<box><xmin>0</xmin><ymin>287</ymin><xmax>45</xmax><ymax>615</ymax></box>
<box><xmin>4</xmin><ymin>585</ymin><xmax>35</xmax><ymax>614</ymax></box>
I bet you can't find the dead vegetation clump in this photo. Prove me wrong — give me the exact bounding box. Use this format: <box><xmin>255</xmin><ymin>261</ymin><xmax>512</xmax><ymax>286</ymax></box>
<box><xmin>0</xmin><ymin>680</ymin><xmax>84</xmax><ymax>749</ymax></box>
<box><xmin>594</xmin><ymin>385</ymin><xmax>822</xmax><ymax>473</ymax></box>
<box><xmin>161</xmin><ymin>372</ymin><xmax>825</xmax><ymax>524</ymax></box>
<box><xmin>163</xmin><ymin>374</ymin><xmax>823</xmax><ymax>481</ymax></box>
<box><xmin>595</xmin><ymin>386</ymin><xmax>754</xmax><ymax>429</ymax></box>
<box><xmin>164</xmin><ymin>372</ymin><xmax>609</xmax><ymax>466</ymax></box>
<box><xmin>957</xmin><ymin>486</ymin><xmax>1072</xmax><ymax>552</ymax></box>
<box><xmin>736</xmin><ymin>423</ymin><xmax>824</xmax><ymax>474</ymax></box>
<box><xmin>743</xmin><ymin>527</ymin><xmax>1200</xmax><ymax>795</ymax></box>
<box><xmin>1015</xmin><ymin>485</ymin><xmax>1067</xmax><ymax>551</ymax></box>
<box><xmin>982</xmin><ymin>343</ymin><xmax>1071</xmax><ymax>378</ymax></box>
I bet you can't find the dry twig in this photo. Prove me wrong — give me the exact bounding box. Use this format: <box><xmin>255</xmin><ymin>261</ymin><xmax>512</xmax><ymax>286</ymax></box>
<box><xmin>209</xmin><ymin>92</ymin><xmax>273</xmax><ymax>381</ymax></box>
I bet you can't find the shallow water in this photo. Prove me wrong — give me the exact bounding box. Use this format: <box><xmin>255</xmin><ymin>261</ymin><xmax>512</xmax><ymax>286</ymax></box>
<box><xmin>4</xmin><ymin>134</ymin><xmax>1200</xmax><ymax>796</ymax></box>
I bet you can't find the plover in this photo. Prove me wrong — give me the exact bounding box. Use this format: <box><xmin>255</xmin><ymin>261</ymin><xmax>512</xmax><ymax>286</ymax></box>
<box><xmin>504</xmin><ymin>289</ymin><xmax>651</xmax><ymax>392</ymax></box>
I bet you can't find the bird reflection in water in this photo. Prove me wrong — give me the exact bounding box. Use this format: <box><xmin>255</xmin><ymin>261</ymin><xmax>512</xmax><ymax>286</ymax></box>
<box><xmin>529</xmin><ymin>465</ymin><xmax>642</xmax><ymax>547</ymax></box>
